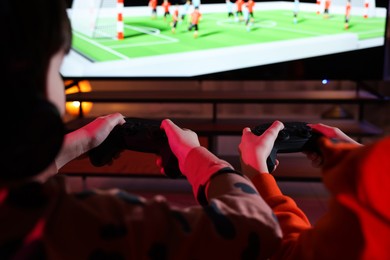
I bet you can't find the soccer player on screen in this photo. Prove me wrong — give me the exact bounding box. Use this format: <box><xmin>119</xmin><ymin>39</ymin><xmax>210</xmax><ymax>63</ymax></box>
<box><xmin>324</xmin><ymin>0</ymin><xmax>331</xmax><ymax>18</ymax></box>
<box><xmin>180</xmin><ymin>0</ymin><xmax>191</xmax><ymax>22</ymax></box>
<box><xmin>162</xmin><ymin>0</ymin><xmax>171</xmax><ymax>21</ymax></box>
<box><xmin>246</xmin><ymin>0</ymin><xmax>255</xmax><ymax>20</ymax></box>
<box><xmin>226</xmin><ymin>0</ymin><xmax>235</xmax><ymax>18</ymax></box>
<box><xmin>235</xmin><ymin>0</ymin><xmax>245</xmax><ymax>21</ymax></box>
<box><xmin>293</xmin><ymin>0</ymin><xmax>300</xmax><ymax>24</ymax></box>
<box><xmin>243</xmin><ymin>4</ymin><xmax>251</xmax><ymax>31</ymax></box>
<box><xmin>188</xmin><ymin>6</ymin><xmax>202</xmax><ymax>38</ymax></box>
<box><xmin>171</xmin><ymin>5</ymin><xmax>180</xmax><ymax>33</ymax></box>
<box><xmin>345</xmin><ymin>0</ymin><xmax>351</xmax><ymax>29</ymax></box>
<box><xmin>149</xmin><ymin>0</ymin><xmax>158</xmax><ymax>19</ymax></box>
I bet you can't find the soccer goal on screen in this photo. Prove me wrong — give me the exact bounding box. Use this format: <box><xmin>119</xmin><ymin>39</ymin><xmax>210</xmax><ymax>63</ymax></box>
<box><xmin>70</xmin><ymin>0</ymin><xmax>124</xmax><ymax>40</ymax></box>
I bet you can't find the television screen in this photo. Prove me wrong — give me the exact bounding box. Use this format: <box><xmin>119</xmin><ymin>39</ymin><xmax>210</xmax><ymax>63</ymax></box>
<box><xmin>61</xmin><ymin>0</ymin><xmax>389</xmax><ymax>80</ymax></box>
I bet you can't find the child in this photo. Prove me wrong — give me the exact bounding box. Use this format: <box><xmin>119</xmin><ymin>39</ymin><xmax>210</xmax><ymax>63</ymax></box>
<box><xmin>239</xmin><ymin>121</ymin><xmax>390</xmax><ymax>259</ymax></box>
<box><xmin>1</xmin><ymin>0</ymin><xmax>283</xmax><ymax>258</ymax></box>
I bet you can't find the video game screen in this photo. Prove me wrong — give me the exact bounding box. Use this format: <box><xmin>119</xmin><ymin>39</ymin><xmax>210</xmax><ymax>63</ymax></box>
<box><xmin>61</xmin><ymin>0</ymin><xmax>388</xmax><ymax>80</ymax></box>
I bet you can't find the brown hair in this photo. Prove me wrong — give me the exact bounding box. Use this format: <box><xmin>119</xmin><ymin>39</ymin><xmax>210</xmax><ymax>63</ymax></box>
<box><xmin>2</xmin><ymin>0</ymin><xmax>72</xmax><ymax>96</ymax></box>
<box><xmin>1</xmin><ymin>0</ymin><xmax>71</xmax><ymax>180</ymax></box>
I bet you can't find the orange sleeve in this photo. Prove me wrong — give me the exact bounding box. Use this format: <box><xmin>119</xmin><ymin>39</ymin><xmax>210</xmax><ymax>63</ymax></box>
<box><xmin>250</xmin><ymin>174</ymin><xmax>311</xmax><ymax>258</ymax></box>
<box><xmin>248</xmin><ymin>136</ymin><xmax>390</xmax><ymax>259</ymax></box>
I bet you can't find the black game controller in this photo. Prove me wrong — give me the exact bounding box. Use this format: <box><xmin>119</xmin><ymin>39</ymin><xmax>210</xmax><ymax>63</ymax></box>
<box><xmin>88</xmin><ymin>117</ymin><xmax>182</xmax><ymax>178</ymax></box>
<box><xmin>251</xmin><ymin>122</ymin><xmax>321</xmax><ymax>173</ymax></box>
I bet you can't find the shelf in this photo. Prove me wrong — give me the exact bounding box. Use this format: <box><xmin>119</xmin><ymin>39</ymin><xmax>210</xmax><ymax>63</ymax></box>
<box><xmin>222</xmin><ymin>154</ymin><xmax>323</xmax><ymax>181</ymax></box>
<box><xmin>66</xmin><ymin>89</ymin><xmax>386</xmax><ymax>104</ymax></box>
<box><xmin>65</xmin><ymin>117</ymin><xmax>384</xmax><ymax>138</ymax></box>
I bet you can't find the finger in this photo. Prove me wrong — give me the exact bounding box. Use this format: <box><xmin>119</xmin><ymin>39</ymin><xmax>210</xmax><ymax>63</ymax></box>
<box><xmin>161</xmin><ymin>119</ymin><xmax>181</xmax><ymax>138</ymax></box>
<box><xmin>308</xmin><ymin>123</ymin><xmax>336</xmax><ymax>138</ymax></box>
<box><xmin>155</xmin><ymin>157</ymin><xmax>166</xmax><ymax>175</ymax></box>
<box><xmin>274</xmin><ymin>159</ymin><xmax>280</xmax><ymax>170</ymax></box>
<box><xmin>271</xmin><ymin>120</ymin><xmax>284</xmax><ymax>131</ymax></box>
<box><xmin>262</xmin><ymin>120</ymin><xmax>284</xmax><ymax>139</ymax></box>
<box><xmin>156</xmin><ymin>157</ymin><xmax>163</xmax><ymax>168</ymax></box>
<box><xmin>160</xmin><ymin>118</ymin><xmax>171</xmax><ymax>130</ymax></box>
<box><xmin>242</xmin><ymin>127</ymin><xmax>251</xmax><ymax>135</ymax></box>
<box><xmin>161</xmin><ymin>118</ymin><xmax>180</xmax><ymax>131</ymax></box>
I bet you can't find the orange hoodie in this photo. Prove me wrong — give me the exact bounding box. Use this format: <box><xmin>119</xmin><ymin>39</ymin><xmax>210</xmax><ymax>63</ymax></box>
<box><xmin>250</xmin><ymin>136</ymin><xmax>390</xmax><ymax>259</ymax></box>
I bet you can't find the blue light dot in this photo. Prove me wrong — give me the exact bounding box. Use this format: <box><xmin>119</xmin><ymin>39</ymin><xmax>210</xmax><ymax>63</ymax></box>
<box><xmin>322</xmin><ymin>79</ymin><xmax>328</xmax><ymax>84</ymax></box>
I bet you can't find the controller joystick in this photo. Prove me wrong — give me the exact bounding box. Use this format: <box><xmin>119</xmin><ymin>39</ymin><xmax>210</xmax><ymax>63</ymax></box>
<box><xmin>251</xmin><ymin>122</ymin><xmax>321</xmax><ymax>173</ymax></box>
<box><xmin>88</xmin><ymin>117</ymin><xmax>182</xmax><ymax>178</ymax></box>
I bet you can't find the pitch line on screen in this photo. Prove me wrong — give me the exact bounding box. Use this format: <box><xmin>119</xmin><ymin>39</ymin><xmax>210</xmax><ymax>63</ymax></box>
<box><xmin>73</xmin><ymin>31</ymin><xmax>130</xmax><ymax>60</ymax></box>
<box><xmin>103</xmin><ymin>24</ymin><xmax>178</xmax><ymax>49</ymax></box>
<box><xmin>213</xmin><ymin>17</ymin><xmax>323</xmax><ymax>36</ymax></box>
<box><xmin>124</xmin><ymin>25</ymin><xmax>177</xmax><ymax>41</ymax></box>
<box><xmin>266</xmin><ymin>25</ymin><xmax>324</xmax><ymax>36</ymax></box>
<box><xmin>112</xmin><ymin>40</ymin><xmax>178</xmax><ymax>49</ymax></box>
<box><xmin>213</xmin><ymin>17</ymin><xmax>278</xmax><ymax>28</ymax></box>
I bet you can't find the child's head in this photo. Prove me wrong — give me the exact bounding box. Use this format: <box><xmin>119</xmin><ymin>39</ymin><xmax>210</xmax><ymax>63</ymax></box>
<box><xmin>1</xmin><ymin>0</ymin><xmax>72</xmax><ymax>181</ymax></box>
<box><xmin>2</xmin><ymin>0</ymin><xmax>72</xmax><ymax>96</ymax></box>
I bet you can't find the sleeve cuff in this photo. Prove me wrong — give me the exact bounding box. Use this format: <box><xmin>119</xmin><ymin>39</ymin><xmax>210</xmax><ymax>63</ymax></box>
<box><xmin>197</xmin><ymin>167</ymin><xmax>243</xmax><ymax>206</ymax></box>
<box><xmin>181</xmin><ymin>147</ymin><xmax>235</xmax><ymax>204</ymax></box>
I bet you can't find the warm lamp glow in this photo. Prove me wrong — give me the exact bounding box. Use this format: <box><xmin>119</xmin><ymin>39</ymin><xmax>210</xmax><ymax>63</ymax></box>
<box><xmin>65</xmin><ymin>80</ymin><xmax>93</xmax><ymax>116</ymax></box>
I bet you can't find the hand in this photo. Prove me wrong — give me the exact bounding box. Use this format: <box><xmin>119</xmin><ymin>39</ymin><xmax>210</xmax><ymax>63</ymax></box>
<box><xmin>305</xmin><ymin>123</ymin><xmax>362</xmax><ymax>168</ymax></box>
<box><xmin>308</xmin><ymin>123</ymin><xmax>360</xmax><ymax>145</ymax></box>
<box><xmin>157</xmin><ymin>119</ymin><xmax>201</xmax><ymax>175</ymax></box>
<box><xmin>79</xmin><ymin>113</ymin><xmax>126</xmax><ymax>150</ymax></box>
<box><xmin>239</xmin><ymin>121</ymin><xmax>284</xmax><ymax>177</ymax></box>
<box><xmin>55</xmin><ymin>113</ymin><xmax>126</xmax><ymax>170</ymax></box>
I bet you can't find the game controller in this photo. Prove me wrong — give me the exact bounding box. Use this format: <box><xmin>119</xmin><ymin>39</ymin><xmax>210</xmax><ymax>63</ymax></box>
<box><xmin>251</xmin><ymin>121</ymin><xmax>322</xmax><ymax>173</ymax></box>
<box><xmin>88</xmin><ymin>117</ymin><xmax>182</xmax><ymax>178</ymax></box>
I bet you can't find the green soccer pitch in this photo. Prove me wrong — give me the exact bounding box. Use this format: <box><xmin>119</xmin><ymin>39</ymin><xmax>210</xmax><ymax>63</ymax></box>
<box><xmin>71</xmin><ymin>9</ymin><xmax>386</xmax><ymax>63</ymax></box>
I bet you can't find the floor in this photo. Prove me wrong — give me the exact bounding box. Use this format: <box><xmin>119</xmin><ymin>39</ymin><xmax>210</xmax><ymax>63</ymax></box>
<box><xmin>66</xmin><ymin>175</ymin><xmax>329</xmax><ymax>225</ymax></box>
